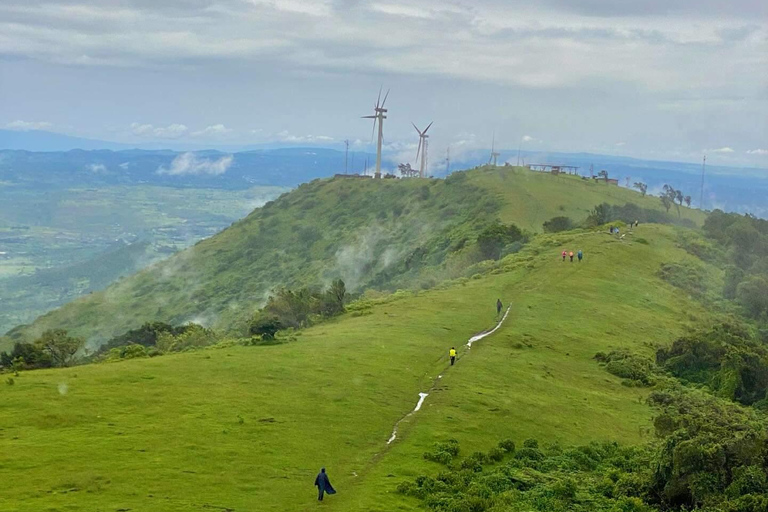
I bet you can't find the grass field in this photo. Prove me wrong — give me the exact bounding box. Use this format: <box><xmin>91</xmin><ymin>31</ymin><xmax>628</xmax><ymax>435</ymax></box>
<box><xmin>0</xmin><ymin>224</ymin><xmax>717</xmax><ymax>511</ymax></box>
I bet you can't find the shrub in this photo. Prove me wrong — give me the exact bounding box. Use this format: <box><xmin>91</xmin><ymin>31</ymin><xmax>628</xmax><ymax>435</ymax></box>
<box><xmin>5</xmin><ymin>377</ymin><xmax>14</xmax><ymax>386</ymax></box>
<box><xmin>498</xmin><ymin>439</ymin><xmax>516</xmax><ymax>453</ymax></box>
<box><xmin>542</xmin><ymin>216</ymin><xmax>574</xmax><ymax>233</ymax></box>
<box><xmin>658</xmin><ymin>261</ymin><xmax>707</xmax><ymax>296</ymax></box>
<box><xmin>597</xmin><ymin>351</ymin><xmax>657</xmax><ymax>386</ymax></box>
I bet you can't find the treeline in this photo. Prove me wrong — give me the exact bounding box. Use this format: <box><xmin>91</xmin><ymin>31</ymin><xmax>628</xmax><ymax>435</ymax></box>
<box><xmin>249</xmin><ymin>279</ymin><xmax>347</xmax><ymax>339</ymax></box>
<box><xmin>1</xmin><ymin>329</ymin><xmax>84</xmax><ymax>370</ymax></box>
<box><xmin>701</xmin><ymin>210</ymin><xmax>768</xmax><ymax>321</ymax></box>
<box><xmin>400</xmin><ymin>386</ymin><xmax>768</xmax><ymax>512</ymax></box>
<box><xmin>543</xmin><ymin>202</ymin><xmax>696</xmax><ymax>234</ymax></box>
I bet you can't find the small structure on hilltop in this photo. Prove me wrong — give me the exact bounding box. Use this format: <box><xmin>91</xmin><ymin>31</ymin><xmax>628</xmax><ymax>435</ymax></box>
<box><xmin>526</xmin><ymin>164</ymin><xmax>580</xmax><ymax>175</ymax></box>
<box><xmin>592</xmin><ymin>169</ymin><xmax>619</xmax><ymax>185</ymax></box>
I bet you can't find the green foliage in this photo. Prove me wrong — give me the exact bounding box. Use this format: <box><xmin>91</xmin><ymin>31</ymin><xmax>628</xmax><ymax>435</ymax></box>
<box><xmin>586</xmin><ymin>202</ymin><xmax>695</xmax><ymax>229</ymax></box>
<box><xmin>155</xmin><ymin>324</ymin><xmax>217</xmax><ymax>354</ymax></box>
<box><xmin>656</xmin><ymin>323</ymin><xmax>768</xmax><ymax>405</ymax></box>
<box><xmin>595</xmin><ymin>351</ymin><xmax>657</xmax><ymax>386</ymax></box>
<box><xmin>423</xmin><ymin>439</ymin><xmax>461</xmax><ymax>465</ymax></box>
<box><xmin>736</xmin><ymin>276</ymin><xmax>768</xmax><ymax>319</ymax></box>
<box><xmin>249</xmin><ymin>315</ymin><xmax>283</xmax><ymax>340</ymax></box>
<box><xmin>543</xmin><ymin>216</ymin><xmax>574</xmax><ymax>233</ymax></box>
<box><xmin>476</xmin><ymin>221</ymin><xmax>524</xmax><ymax>260</ymax></box>
<box><xmin>34</xmin><ymin>329</ymin><xmax>84</xmax><ymax>368</ymax></box>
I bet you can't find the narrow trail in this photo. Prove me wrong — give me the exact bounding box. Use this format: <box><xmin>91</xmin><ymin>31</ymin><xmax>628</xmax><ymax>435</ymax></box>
<box><xmin>386</xmin><ymin>305</ymin><xmax>513</xmax><ymax>446</ymax></box>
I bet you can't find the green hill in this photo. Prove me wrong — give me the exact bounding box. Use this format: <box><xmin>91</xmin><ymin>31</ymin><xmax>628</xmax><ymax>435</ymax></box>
<box><xmin>0</xmin><ymin>223</ymin><xmax>719</xmax><ymax>511</ymax></box>
<box><xmin>6</xmin><ymin>166</ymin><xmax>703</xmax><ymax>347</ymax></box>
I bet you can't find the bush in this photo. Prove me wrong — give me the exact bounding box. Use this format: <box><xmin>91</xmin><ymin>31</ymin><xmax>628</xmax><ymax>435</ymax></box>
<box><xmin>476</xmin><ymin>221</ymin><xmax>524</xmax><ymax>260</ymax></box>
<box><xmin>543</xmin><ymin>216</ymin><xmax>574</xmax><ymax>233</ymax></box>
<box><xmin>498</xmin><ymin>439</ymin><xmax>516</xmax><ymax>453</ymax></box>
<box><xmin>597</xmin><ymin>351</ymin><xmax>657</xmax><ymax>386</ymax></box>
<box><xmin>658</xmin><ymin>261</ymin><xmax>707</xmax><ymax>296</ymax></box>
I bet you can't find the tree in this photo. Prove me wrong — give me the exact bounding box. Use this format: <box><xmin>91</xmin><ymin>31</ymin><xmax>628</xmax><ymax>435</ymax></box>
<box><xmin>542</xmin><ymin>216</ymin><xmax>574</xmax><ymax>233</ymax></box>
<box><xmin>675</xmin><ymin>190</ymin><xmax>684</xmax><ymax>205</ymax></box>
<box><xmin>633</xmin><ymin>182</ymin><xmax>648</xmax><ymax>197</ymax></box>
<box><xmin>586</xmin><ymin>203</ymin><xmax>611</xmax><ymax>226</ymax></box>
<box><xmin>684</xmin><ymin>195</ymin><xmax>692</xmax><ymax>207</ymax></box>
<box><xmin>398</xmin><ymin>163</ymin><xmax>418</xmax><ymax>178</ymax></box>
<box><xmin>660</xmin><ymin>194</ymin><xmax>672</xmax><ymax>213</ymax></box>
<box><xmin>249</xmin><ymin>315</ymin><xmax>283</xmax><ymax>340</ymax></box>
<box><xmin>320</xmin><ymin>279</ymin><xmax>346</xmax><ymax>316</ymax></box>
<box><xmin>736</xmin><ymin>276</ymin><xmax>768</xmax><ymax>319</ymax></box>
<box><xmin>35</xmin><ymin>329</ymin><xmax>84</xmax><ymax>367</ymax></box>
<box><xmin>598</xmin><ymin>170</ymin><xmax>609</xmax><ymax>180</ymax></box>
<box><xmin>476</xmin><ymin>221</ymin><xmax>524</xmax><ymax>260</ymax></box>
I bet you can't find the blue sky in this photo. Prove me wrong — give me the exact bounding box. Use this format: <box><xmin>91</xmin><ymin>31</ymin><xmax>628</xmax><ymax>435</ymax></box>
<box><xmin>0</xmin><ymin>0</ymin><xmax>766</xmax><ymax>169</ymax></box>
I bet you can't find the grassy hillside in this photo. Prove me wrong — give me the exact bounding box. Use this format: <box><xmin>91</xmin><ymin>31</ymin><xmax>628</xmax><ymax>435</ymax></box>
<box><xmin>0</xmin><ymin>224</ymin><xmax>718</xmax><ymax>512</ymax></box>
<box><xmin>7</xmin><ymin>166</ymin><xmax>705</xmax><ymax>346</ymax></box>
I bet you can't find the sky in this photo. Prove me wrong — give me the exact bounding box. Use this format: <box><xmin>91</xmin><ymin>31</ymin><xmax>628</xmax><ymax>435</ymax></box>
<box><xmin>0</xmin><ymin>0</ymin><xmax>766</xmax><ymax>169</ymax></box>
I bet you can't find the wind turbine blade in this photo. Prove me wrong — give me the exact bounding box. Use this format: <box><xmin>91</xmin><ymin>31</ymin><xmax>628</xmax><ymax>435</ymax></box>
<box><xmin>412</xmin><ymin>122</ymin><xmax>423</xmax><ymax>135</ymax></box>
<box><xmin>361</xmin><ymin>115</ymin><xmax>376</xmax><ymax>119</ymax></box>
<box><xmin>424</xmin><ymin>121</ymin><xmax>433</xmax><ymax>134</ymax></box>
<box><xmin>376</xmin><ymin>86</ymin><xmax>383</xmax><ymax>108</ymax></box>
<box><xmin>370</xmin><ymin>118</ymin><xmax>377</xmax><ymax>144</ymax></box>
<box><xmin>381</xmin><ymin>89</ymin><xmax>390</xmax><ymax>108</ymax></box>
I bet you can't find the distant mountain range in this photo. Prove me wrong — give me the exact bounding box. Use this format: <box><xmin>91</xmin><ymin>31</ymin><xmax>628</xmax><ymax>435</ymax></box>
<box><xmin>2</xmin><ymin>128</ymin><xmax>767</xmax><ymax>215</ymax></box>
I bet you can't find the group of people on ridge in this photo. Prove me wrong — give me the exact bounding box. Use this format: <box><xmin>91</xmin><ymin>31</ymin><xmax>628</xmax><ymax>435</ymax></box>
<box><xmin>561</xmin><ymin>250</ymin><xmax>583</xmax><ymax>263</ymax></box>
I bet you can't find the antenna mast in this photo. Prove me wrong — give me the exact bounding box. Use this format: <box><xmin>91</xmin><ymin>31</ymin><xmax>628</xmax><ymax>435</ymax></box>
<box><xmin>344</xmin><ymin>139</ymin><xmax>349</xmax><ymax>174</ymax></box>
<box><xmin>699</xmin><ymin>155</ymin><xmax>706</xmax><ymax>210</ymax></box>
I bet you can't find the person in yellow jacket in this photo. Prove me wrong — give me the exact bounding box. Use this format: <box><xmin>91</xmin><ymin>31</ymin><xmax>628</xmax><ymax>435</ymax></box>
<box><xmin>449</xmin><ymin>347</ymin><xmax>457</xmax><ymax>366</ymax></box>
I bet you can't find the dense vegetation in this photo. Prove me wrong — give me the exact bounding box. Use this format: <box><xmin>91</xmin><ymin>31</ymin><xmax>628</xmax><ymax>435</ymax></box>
<box><xmin>400</xmin><ymin>386</ymin><xmax>768</xmax><ymax>512</ymax></box>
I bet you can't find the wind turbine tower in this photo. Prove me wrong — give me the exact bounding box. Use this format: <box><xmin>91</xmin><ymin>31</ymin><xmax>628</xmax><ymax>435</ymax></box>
<box><xmin>412</xmin><ymin>121</ymin><xmax>433</xmax><ymax>178</ymax></box>
<box><xmin>489</xmin><ymin>133</ymin><xmax>500</xmax><ymax>166</ymax></box>
<box><xmin>361</xmin><ymin>88</ymin><xmax>390</xmax><ymax>179</ymax></box>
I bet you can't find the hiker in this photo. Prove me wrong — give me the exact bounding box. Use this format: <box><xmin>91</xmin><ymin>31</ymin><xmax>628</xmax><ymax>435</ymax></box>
<box><xmin>449</xmin><ymin>347</ymin><xmax>456</xmax><ymax>366</ymax></box>
<box><xmin>496</xmin><ymin>298</ymin><xmax>503</xmax><ymax>315</ymax></box>
<box><xmin>315</xmin><ymin>467</ymin><xmax>336</xmax><ymax>501</ymax></box>
<box><xmin>569</xmin><ymin>251</ymin><xmax>574</xmax><ymax>262</ymax></box>
<box><xmin>635</xmin><ymin>220</ymin><xmax>639</xmax><ymax>228</ymax></box>
<box><xmin>609</xmin><ymin>226</ymin><xmax>614</xmax><ymax>234</ymax></box>
<box><xmin>562</xmin><ymin>250</ymin><xmax>567</xmax><ymax>262</ymax></box>
<box><xmin>577</xmin><ymin>250</ymin><xmax>583</xmax><ymax>262</ymax></box>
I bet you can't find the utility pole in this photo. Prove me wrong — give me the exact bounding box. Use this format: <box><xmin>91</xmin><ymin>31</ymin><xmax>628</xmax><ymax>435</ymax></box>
<box><xmin>344</xmin><ymin>139</ymin><xmax>349</xmax><ymax>174</ymax></box>
<box><xmin>699</xmin><ymin>155</ymin><xmax>707</xmax><ymax>210</ymax></box>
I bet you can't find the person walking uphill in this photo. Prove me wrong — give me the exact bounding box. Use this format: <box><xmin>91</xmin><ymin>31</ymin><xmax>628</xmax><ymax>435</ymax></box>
<box><xmin>315</xmin><ymin>467</ymin><xmax>336</xmax><ymax>501</ymax></box>
<box><xmin>449</xmin><ymin>347</ymin><xmax>457</xmax><ymax>366</ymax></box>
<box><xmin>577</xmin><ymin>250</ymin><xmax>583</xmax><ymax>262</ymax></box>
<box><xmin>569</xmin><ymin>251</ymin><xmax>574</xmax><ymax>262</ymax></box>
<box><xmin>562</xmin><ymin>250</ymin><xmax>567</xmax><ymax>262</ymax></box>
<box><xmin>496</xmin><ymin>298</ymin><xmax>503</xmax><ymax>315</ymax></box>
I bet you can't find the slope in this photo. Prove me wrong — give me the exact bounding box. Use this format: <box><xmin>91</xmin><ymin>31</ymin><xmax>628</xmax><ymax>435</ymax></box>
<box><xmin>0</xmin><ymin>224</ymin><xmax>718</xmax><ymax>512</ymax></box>
<box><xmin>8</xmin><ymin>166</ymin><xmax>705</xmax><ymax>345</ymax></box>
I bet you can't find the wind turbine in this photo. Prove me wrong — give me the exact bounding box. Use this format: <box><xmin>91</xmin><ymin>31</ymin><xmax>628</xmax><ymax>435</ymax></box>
<box><xmin>412</xmin><ymin>121</ymin><xmax>433</xmax><ymax>178</ymax></box>
<box><xmin>489</xmin><ymin>132</ymin><xmax>500</xmax><ymax>166</ymax></box>
<box><xmin>361</xmin><ymin>87</ymin><xmax>390</xmax><ymax>179</ymax></box>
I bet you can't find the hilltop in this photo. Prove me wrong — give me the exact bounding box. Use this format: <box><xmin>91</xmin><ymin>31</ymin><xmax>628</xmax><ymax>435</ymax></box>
<box><xmin>6</xmin><ymin>166</ymin><xmax>704</xmax><ymax>346</ymax></box>
<box><xmin>0</xmin><ymin>223</ymin><xmax>720</xmax><ymax>511</ymax></box>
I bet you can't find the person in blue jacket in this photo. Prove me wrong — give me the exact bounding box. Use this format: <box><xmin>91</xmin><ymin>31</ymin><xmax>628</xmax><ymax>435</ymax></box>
<box><xmin>315</xmin><ymin>467</ymin><xmax>336</xmax><ymax>501</ymax></box>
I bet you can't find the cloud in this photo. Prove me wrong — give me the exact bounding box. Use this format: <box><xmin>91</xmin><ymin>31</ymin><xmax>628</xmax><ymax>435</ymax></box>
<box><xmin>274</xmin><ymin>130</ymin><xmax>334</xmax><ymax>143</ymax></box>
<box><xmin>747</xmin><ymin>149</ymin><xmax>768</xmax><ymax>155</ymax></box>
<box><xmin>130</xmin><ymin>122</ymin><xmax>188</xmax><ymax>139</ymax></box>
<box><xmin>157</xmin><ymin>152</ymin><xmax>234</xmax><ymax>176</ymax></box>
<box><xmin>87</xmin><ymin>163</ymin><xmax>106</xmax><ymax>173</ymax></box>
<box><xmin>615</xmin><ymin>141</ymin><xmax>626</xmax><ymax>147</ymax></box>
<box><xmin>5</xmin><ymin>120</ymin><xmax>53</xmax><ymax>131</ymax></box>
<box><xmin>118</xmin><ymin>162</ymin><xmax>130</xmax><ymax>169</ymax></box>
<box><xmin>191</xmin><ymin>124</ymin><xmax>233</xmax><ymax>138</ymax></box>
<box><xmin>711</xmin><ymin>147</ymin><xmax>736</xmax><ymax>153</ymax></box>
